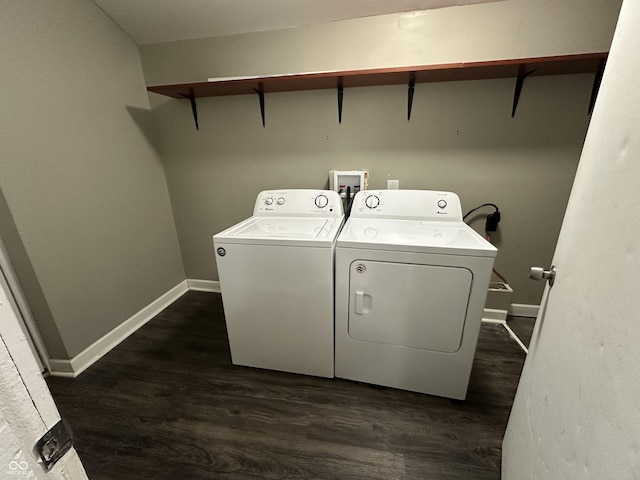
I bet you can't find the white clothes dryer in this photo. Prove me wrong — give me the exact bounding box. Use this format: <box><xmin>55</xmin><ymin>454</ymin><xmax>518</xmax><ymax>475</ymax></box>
<box><xmin>214</xmin><ymin>189</ymin><xmax>344</xmax><ymax>378</ymax></box>
<box><xmin>334</xmin><ymin>190</ymin><xmax>497</xmax><ymax>399</ymax></box>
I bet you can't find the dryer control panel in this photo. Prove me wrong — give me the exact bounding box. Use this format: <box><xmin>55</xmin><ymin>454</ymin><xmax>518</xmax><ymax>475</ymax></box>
<box><xmin>350</xmin><ymin>190</ymin><xmax>463</xmax><ymax>222</ymax></box>
<box><xmin>254</xmin><ymin>189</ymin><xmax>343</xmax><ymax>217</ymax></box>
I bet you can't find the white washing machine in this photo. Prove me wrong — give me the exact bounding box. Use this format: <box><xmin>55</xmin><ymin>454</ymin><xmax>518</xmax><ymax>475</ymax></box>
<box><xmin>334</xmin><ymin>190</ymin><xmax>497</xmax><ymax>399</ymax></box>
<box><xmin>213</xmin><ymin>189</ymin><xmax>344</xmax><ymax>378</ymax></box>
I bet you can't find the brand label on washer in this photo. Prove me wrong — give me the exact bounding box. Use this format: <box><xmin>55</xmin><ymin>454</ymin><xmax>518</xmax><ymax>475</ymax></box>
<box><xmin>217</xmin><ymin>247</ymin><xmax>226</xmax><ymax>257</ymax></box>
<box><xmin>355</xmin><ymin>263</ymin><xmax>366</xmax><ymax>273</ymax></box>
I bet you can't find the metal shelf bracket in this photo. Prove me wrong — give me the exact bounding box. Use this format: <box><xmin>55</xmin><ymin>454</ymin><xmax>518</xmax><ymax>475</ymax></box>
<box><xmin>253</xmin><ymin>86</ymin><xmax>266</xmax><ymax>127</ymax></box>
<box><xmin>337</xmin><ymin>79</ymin><xmax>344</xmax><ymax>124</ymax></box>
<box><xmin>179</xmin><ymin>88</ymin><xmax>199</xmax><ymax>130</ymax></box>
<box><xmin>511</xmin><ymin>68</ymin><xmax>537</xmax><ymax>118</ymax></box>
<box><xmin>407</xmin><ymin>72</ymin><xmax>417</xmax><ymax>122</ymax></box>
<box><xmin>588</xmin><ymin>59</ymin><xmax>606</xmax><ymax>115</ymax></box>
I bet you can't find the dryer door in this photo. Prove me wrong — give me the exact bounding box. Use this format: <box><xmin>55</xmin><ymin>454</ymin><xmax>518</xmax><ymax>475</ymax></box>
<box><xmin>348</xmin><ymin>260</ymin><xmax>472</xmax><ymax>353</ymax></box>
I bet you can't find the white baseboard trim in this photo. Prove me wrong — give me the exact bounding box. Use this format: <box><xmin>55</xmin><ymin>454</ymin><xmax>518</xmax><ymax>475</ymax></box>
<box><xmin>508</xmin><ymin>303</ymin><xmax>540</xmax><ymax>318</ymax></box>
<box><xmin>48</xmin><ymin>280</ymin><xmax>189</xmax><ymax>378</ymax></box>
<box><xmin>187</xmin><ymin>279</ymin><xmax>220</xmax><ymax>292</ymax></box>
<box><xmin>482</xmin><ymin>308</ymin><xmax>508</xmax><ymax>324</ymax></box>
<box><xmin>48</xmin><ymin>359</ymin><xmax>75</xmax><ymax>377</ymax></box>
<box><xmin>46</xmin><ymin>282</ymin><xmax>536</xmax><ymax>377</ymax></box>
<box><xmin>481</xmin><ymin>308</ymin><xmax>530</xmax><ymax>354</ymax></box>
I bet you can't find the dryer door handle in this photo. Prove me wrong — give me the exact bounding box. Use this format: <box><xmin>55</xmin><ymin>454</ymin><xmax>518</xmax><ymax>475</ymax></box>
<box><xmin>354</xmin><ymin>290</ymin><xmax>372</xmax><ymax>315</ymax></box>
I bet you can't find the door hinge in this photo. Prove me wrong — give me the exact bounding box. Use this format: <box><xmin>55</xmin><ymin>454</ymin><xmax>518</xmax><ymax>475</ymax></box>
<box><xmin>35</xmin><ymin>418</ymin><xmax>74</xmax><ymax>470</ymax></box>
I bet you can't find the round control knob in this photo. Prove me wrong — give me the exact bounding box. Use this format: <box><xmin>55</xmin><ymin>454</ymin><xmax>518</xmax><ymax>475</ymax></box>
<box><xmin>314</xmin><ymin>194</ymin><xmax>329</xmax><ymax>208</ymax></box>
<box><xmin>264</xmin><ymin>197</ymin><xmax>274</xmax><ymax>206</ymax></box>
<box><xmin>365</xmin><ymin>195</ymin><xmax>380</xmax><ymax>209</ymax></box>
<box><xmin>277</xmin><ymin>197</ymin><xmax>285</xmax><ymax>205</ymax></box>
<box><xmin>437</xmin><ymin>199</ymin><xmax>447</xmax><ymax>209</ymax></box>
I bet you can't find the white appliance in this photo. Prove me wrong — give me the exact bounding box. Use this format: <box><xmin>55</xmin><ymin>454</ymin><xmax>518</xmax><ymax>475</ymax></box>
<box><xmin>334</xmin><ymin>189</ymin><xmax>497</xmax><ymax>399</ymax></box>
<box><xmin>213</xmin><ymin>189</ymin><xmax>344</xmax><ymax>378</ymax></box>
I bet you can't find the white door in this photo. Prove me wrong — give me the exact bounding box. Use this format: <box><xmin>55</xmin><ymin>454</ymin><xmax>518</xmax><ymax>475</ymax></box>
<box><xmin>502</xmin><ymin>1</ymin><xmax>640</xmax><ymax>478</ymax></box>
<box><xmin>0</xmin><ymin>235</ymin><xmax>49</xmax><ymax>372</ymax></box>
<box><xmin>0</xmin><ymin>273</ymin><xmax>88</xmax><ymax>479</ymax></box>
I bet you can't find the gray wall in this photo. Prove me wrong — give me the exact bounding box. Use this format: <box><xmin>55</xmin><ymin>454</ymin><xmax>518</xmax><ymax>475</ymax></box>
<box><xmin>141</xmin><ymin>0</ymin><xmax>620</xmax><ymax>305</ymax></box>
<box><xmin>152</xmin><ymin>76</ymin><xmax>589</xmax><ymax>305</ymax></box>
<box><xmin>141</xmin><ymin>0</ymin><xmax>621</xmax><ymax>85</ymax></box>
<box><xmin>0</xmin><ymin>0</ymin><xmax>623</xmax><ymax>366</ymax></box>
<box><xmin>0</xmin><ymin>1</ymin><xmax>185</xmax><ymax>359</ymax></box>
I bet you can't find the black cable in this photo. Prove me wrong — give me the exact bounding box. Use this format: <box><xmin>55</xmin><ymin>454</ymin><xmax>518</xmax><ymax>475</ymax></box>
<box><xmin>463</xmin><ymin>203</ymin><xmax>499</xmax><ymax>221</ymax></box>
<box><xmin>345</xmin><ymin>196</ymin><xmax>355</xmax><ymax>219</ymax></box>
<box><xmin>465</xmin><ymin>203</ymin><xmax>507</xmax><ymax>284</ymax></box>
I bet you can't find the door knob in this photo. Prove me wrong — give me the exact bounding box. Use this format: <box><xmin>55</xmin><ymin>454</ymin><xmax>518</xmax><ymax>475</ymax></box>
<box><xmin>529</xmin><ymin>266</ymin><xmax>556</xmax><ymax>286</ymax></box>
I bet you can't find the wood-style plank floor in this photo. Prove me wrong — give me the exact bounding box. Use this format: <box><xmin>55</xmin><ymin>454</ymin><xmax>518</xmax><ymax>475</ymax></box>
<box><xmin>47</xmin><ymin>291</ymin><xmax>528</xmax><ymax>480</ymax></box>
<box><xmin>506</xmin><ymin>317</ymin><xmax>536</xmax><ymax>348</ymax></box>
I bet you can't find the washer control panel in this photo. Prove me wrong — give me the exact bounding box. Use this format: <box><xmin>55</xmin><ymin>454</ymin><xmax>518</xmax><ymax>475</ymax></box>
<box><xmin>254</xmin><ymin>189</ymin><xmax>343</xmax><ymax>217</ymax></box>
<box><xmin>351</xmin><ymin>190</ymin><xmax>462</xmax><ymax>221</ymax></box>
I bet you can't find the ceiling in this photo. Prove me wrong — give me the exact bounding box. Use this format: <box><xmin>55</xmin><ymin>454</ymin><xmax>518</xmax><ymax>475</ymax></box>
<box><xmin>94</xmin><ymin>0</ymin><xmax>501</xmax><ymax>45</ymax></box>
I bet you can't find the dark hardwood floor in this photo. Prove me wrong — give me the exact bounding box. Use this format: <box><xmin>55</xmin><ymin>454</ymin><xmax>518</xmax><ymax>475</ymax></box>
<box><xmin>47</xmin><ymin>291</ymin><xmax>528</xmax><ymax>480</ymax></box>
<box><xmin>506</xmin><ymin>317</ymin><xmax>536</xmax><ymax>348</ymax></box>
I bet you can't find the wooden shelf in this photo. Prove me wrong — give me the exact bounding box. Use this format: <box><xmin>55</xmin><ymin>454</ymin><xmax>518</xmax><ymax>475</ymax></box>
<box><xmin>146</xmin><ymin>52</ymin><xmax>607</xmax><ymax>128</ymax></box>
<box><xmin>148</xmin><ymin>53</ymin><xmax>606</xmax><ymax>99</ymax></box>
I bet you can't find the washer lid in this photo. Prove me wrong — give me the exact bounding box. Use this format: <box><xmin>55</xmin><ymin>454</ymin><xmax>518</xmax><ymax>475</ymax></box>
<box><xmin>337</xmin><ymin>218</ymin><xmax>497</xmax><ymax>257</ymax></box>
<box><xmin>214</xmin><ymin>216</ymin><xmax>343</xmax><ymax>247</ymax></box>
<box><xmin>237</xmin><ymin>218</ymin><xmax>328</xmax><ymax>237</ymax></box>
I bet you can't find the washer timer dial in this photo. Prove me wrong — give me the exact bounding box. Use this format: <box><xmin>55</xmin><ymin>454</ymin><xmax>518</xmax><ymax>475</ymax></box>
<box><xmin>365</xmin><ymin>195</ymin><xmax>380</xmax><ymax>209</ymax></box>
<box><xmin>264</xmin><ymin>197</ymin><xmax>274</xmax><ymax>206</ymax></box>
<box><xmin>314</xmin><ymin>194</ymin><xmax>329</xmax><ymax>208</ymax></box>
<box><xmin>437</xmin><ymin>199</ymin><xmax>447</xmax><ymax>209</ymax></box>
